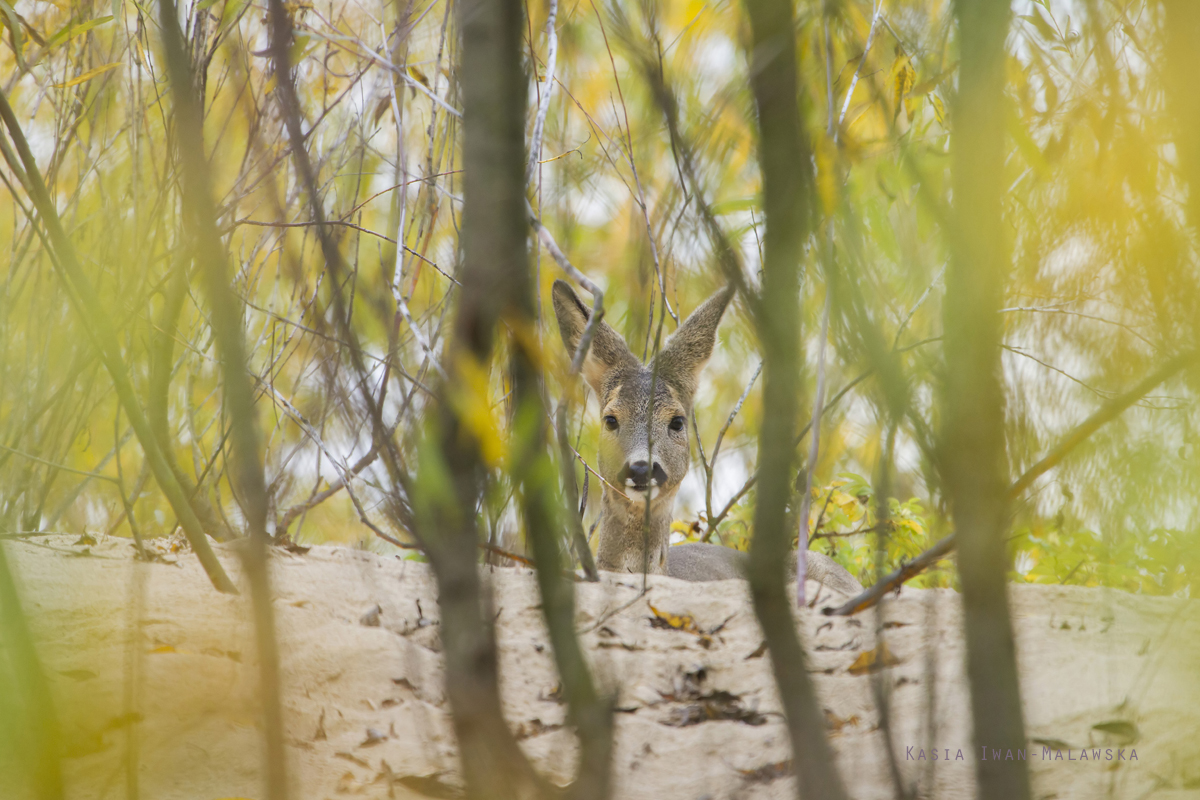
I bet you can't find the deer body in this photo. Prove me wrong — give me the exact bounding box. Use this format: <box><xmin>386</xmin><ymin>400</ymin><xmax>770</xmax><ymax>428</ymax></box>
<box><xmin>553</xmin><ymin>280</ymin><xmax>863</xmax><ymax>596</ymax></box>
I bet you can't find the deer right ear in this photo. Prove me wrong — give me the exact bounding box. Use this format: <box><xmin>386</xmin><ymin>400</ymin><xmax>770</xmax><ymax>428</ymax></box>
<box><xmin>552</xmin><ymin>279</ymin><xmax>637</xmax><ymax>395</ymax></box>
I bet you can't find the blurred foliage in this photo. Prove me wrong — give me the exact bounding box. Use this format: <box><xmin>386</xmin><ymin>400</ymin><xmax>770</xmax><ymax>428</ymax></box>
<box><xmin>0</xmin><ymin>0</ymin><xmax>1196</xmax><ymax>596</ymax></box>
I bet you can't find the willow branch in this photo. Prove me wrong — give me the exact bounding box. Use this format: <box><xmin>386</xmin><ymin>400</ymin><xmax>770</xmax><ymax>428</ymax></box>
<box><xmin>0</xmin><ymin>89</ymin><xmax>236</xmax><ymax>595</ymax></box>
<box><xmin>825</xmin><ymin>348</ymin><xmax>1200</xmax><ymax>616</ymax></box>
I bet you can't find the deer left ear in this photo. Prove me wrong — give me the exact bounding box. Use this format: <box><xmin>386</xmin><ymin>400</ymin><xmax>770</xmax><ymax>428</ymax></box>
<box><xmin>655</xmin><ymin>286</ymin><xmax>734</xmax><ymax>397</ymax></box>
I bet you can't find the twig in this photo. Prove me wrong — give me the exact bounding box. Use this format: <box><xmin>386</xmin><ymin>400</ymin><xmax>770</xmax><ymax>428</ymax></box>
<box><xmin>0</xmin><ymin>443</ymin><xmax>119</xmax><ymax>483</ymax></box>
<box><xmin>892</xmin><ymin>264</ymin><xmax>945</xmax><ymax>350</ymax></box>
<box><xmin>480</xmin><ymin>542</ymin><xmax>535</xmax><ymax>568</ymax></box>
<box><xmin>835</xmin><ymin>0</ymin><xmax>885</xmax><ymax>142</ymax></box>
<box><xmin>257</xmin><ymin>380</ymin><xmax>397</xmax><ymax>545</ymax></box>
<box><xmin>998</xmin><ymin>304</ymin><xmax>1155</xmax><ymax>348</ymax></box>
<box><xmin>526</xmin><ymin>0</ymin><xmax>559</xmax><ymax>184</ymax></box>
<box><xmin>700</xmin><ymin>360</ymin><xmax>762</xmax><ymax>542</ymax></box>
<box><xmin>711</xmin><ymin>361</ymin><xmax>763</xmax><ymax>469</ymax></box>
<box><xmin>797</xmin><ymin>286</ymin><xmax>833</xmax><ymax>606</ymax></box>
<box><xmin>526</xmin><ymin>203</ymin><xmax>606</xmax><ymax>375</ymax></box>
<box><xmin>589</xmin><ymin>0</ymin><xmax>676</xmax><ymax>323</ymax></box>
<box><xmin>228</xmin><ymin>219</ymin><xmax>459</xmax><ymax>284</ymax></box>
<box><xmin>521</xmin><ymin>15</ymin><xmax>602</xmax><ymax>580</ymax></box>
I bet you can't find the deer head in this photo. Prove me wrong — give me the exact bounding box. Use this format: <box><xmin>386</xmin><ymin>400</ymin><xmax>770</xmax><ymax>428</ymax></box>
<box><xmin>552</xmin><ymin>280</ymin><xmax>733</xmax><ymax>570</ymax></box>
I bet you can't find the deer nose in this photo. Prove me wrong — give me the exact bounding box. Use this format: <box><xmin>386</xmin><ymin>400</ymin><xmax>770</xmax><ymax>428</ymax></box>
<box><xmin>622</xmin><ymin>460</ymin><xmax>667</xmax><ymax>490</ymax></box>
<box><xmin>627</xmin><ymin>461</ymin><xmax>651</xmax><ymax>486</ymax></box>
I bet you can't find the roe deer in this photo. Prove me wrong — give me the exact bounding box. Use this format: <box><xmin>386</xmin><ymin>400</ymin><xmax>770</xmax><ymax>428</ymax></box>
<box><xmin>553</xmin><ymin>280</ymin><xmax>863</xmax><ymax>595</ymax></box>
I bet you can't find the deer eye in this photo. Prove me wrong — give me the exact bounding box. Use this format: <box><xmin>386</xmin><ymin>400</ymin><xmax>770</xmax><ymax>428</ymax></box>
<box><xmin>669</xmin><ymin>415</ymin><xmax>686</xmax><ymax>432</ymax></box>
<box><xmin>603</xmin><ymin>415</ymin><xmax>619</xmax><ymax>431</ymax></box>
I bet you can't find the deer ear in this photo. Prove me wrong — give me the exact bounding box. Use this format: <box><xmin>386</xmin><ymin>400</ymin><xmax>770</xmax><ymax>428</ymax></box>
<box><xmin>655</xmin><ymin>286</ymin><xmax>734</xmax><ymax>397</ymax></box>
<box><xmin>552</xmin><ymin>280</ymin><xmax>638</xmax><ymax>396</ymax></box>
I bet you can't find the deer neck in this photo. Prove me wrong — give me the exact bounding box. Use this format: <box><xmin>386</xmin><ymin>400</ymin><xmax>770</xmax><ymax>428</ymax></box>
<box><xmin>596</xmin><ymin>487</ymin><xmax>675</xmax><ymax>575</ymax></box>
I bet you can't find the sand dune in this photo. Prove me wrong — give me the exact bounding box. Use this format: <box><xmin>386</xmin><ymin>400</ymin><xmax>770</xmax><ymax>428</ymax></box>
<box><xmin>5</xmin><ymin>533</ymin><xmax>1198</xmax><ymax>799</ymax></box>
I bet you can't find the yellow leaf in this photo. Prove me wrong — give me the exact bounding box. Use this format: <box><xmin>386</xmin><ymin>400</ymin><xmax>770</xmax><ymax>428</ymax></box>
<box><xmin>904</xmin><ymin>93</ymin><xmax>922</xmax><ymax>122</ymax></box>
<box><xmin>890</xmin><ymin>54</ymin><xmax>915</xmax><ymax>113</ymax></box>
<box><xmin>647</xmin><ymin>603</ymin><xmax>700</xmax><ymax>634</ymax></box>
<box><xmin>54</xmin><ymin>61</ymin><xmax>122</xmax><ymax>88</ymax></box>
<box><xmin>288</xmin><ymin>31</ymin><xmax>314</xmax><ymax>64</ymax></box>
<box><xmin>830</xmin><ymin>489</ymin><xmax>862</xmax><ymax>521</ymax></box>
<box><xmin>506</xmin><ymin>315</ymin><xmax>547</xmax><ymax>372</ymax></box>
<box><xmin>449</xmin><ymin>352</ymin><xmax>506</xmax><ymax>468</ymax></box>
<box><xmin>931</xmin><ymin>94</ymin><xmax>947</xmax><ymax>126</ymax></box>
<box><xmin>847</xmin><ymin>642</ymin><xmax>901</xmax><ymax>676</ymax></box>
<box><xmin>408</xmin><ymin>65</ymin><xmax>430</xmax><ymax>89</ymax></box>
<box><xmin>132</xmin><ymin>35</ymin><xmax>148</xmax><ymax>67</ymax></box>
<box><xmin>910</xmin><ymin>63</ymin><xmax>957</xmax><ymax>96</ymax></box>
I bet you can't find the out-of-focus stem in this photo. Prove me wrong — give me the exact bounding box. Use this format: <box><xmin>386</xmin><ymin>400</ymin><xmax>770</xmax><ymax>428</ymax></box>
<box><xmin>0</xmin><ymin>541</ymin><xmax>64</xmax><ymax>800</ymax></box>
<box><xmin>740</xmin><ymin>0</ymin><xmax>849</xmax><ymax>798</ymax></box>
<box><xmin>796</xmin><ymin>284</ymin><xmax>832</xmax><ymax>606</ymax></box>
<box><xmin>158</xmin><ymin>0</ymin><xmax>289</xmax><ymax>794</ymax></box>
<box><xmin>942</xmin><ymin>2</ymin><xmax>1029</xmax><ymax>798</ymax></box>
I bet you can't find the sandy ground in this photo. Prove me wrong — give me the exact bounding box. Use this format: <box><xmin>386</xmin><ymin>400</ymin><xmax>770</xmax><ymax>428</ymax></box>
<box><xmin>3</xmin><ymin>533</ymin><xmax>1199</xmax><ymax>800</ymax></box>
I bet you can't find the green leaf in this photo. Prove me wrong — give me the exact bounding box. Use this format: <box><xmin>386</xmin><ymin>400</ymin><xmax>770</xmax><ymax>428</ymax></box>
<box><xmin>0</xmin><ymin>0</ymin><xmax>25</xmax><ymax>68</ymax></box>
<box><xmin>42</xmin><ymin>15</ymin><xmax>113</xmax><ymax>53</ymax></box>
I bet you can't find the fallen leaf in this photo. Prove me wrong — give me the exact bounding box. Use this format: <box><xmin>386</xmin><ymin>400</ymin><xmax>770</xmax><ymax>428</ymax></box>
<box><xmin>1092</xmin><ymin>720</ymin><xmax>1138</xmax><ymax>743</ymax></box>
<box><xmin>514</xmin><ymin>718</ymin><xmax>562</xmax><ymax>740</ymax></box>
<box><xmin>360</xmin><ymin>604</ymin><xmax>382</xmax><ymax>627</ymax></box>
<box><xmin>313</xmin><ymin>709</ymin><xmax>327</xmax><ymax>741</ymax></box>
<box><xmin>647</xmin><ymin>603</ymin><xmax>700</xmax><ymax>634</ymax></box>
<box><xmin>738</xmin><ymin>759</ymin><xmax>792</xmax><ymax>784</ymax></box>
<box><xmin>274</xmin><ymin>533</ymin><xmax>310</xmax><ymax>554</ymax></box>
<box><xmin>824</xmin><ymin>708</ymin><xmax>860</xmax><ymax>733</ymax></box>
<box><xmin>662</xmin><ymin>690</ymin><xmax>767</xmax><ymax>727</ymax></box>
<box><xmin>847</xmin><ymin>642</ymin><xmax>901</xmax><ymax>676</ymax></box>
<box><xmin>335</xmin><ymin>751</ymin><xmax>370</xmax><ymax>768</ymax></box>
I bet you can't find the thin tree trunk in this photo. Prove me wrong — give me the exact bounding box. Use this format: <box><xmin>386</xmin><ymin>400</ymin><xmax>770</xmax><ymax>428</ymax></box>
<box><xmin>420</xmin><ymin>0</ymin><xmax>551</xmax><ymax>797</ymax></box>
<box><xmin>740</xmin><ymin>2</ymin><xmax>848</xmax><ymax>798</ymax></box>
<box><xmin>943</xmin><ymin>3</ymin><xmax>1029</xmax><ymax>800</ymax></box>
<box><xmin>159</xmin><ymin>2</ymin><xmax>288</xmax><ymax>796</ymax></box>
